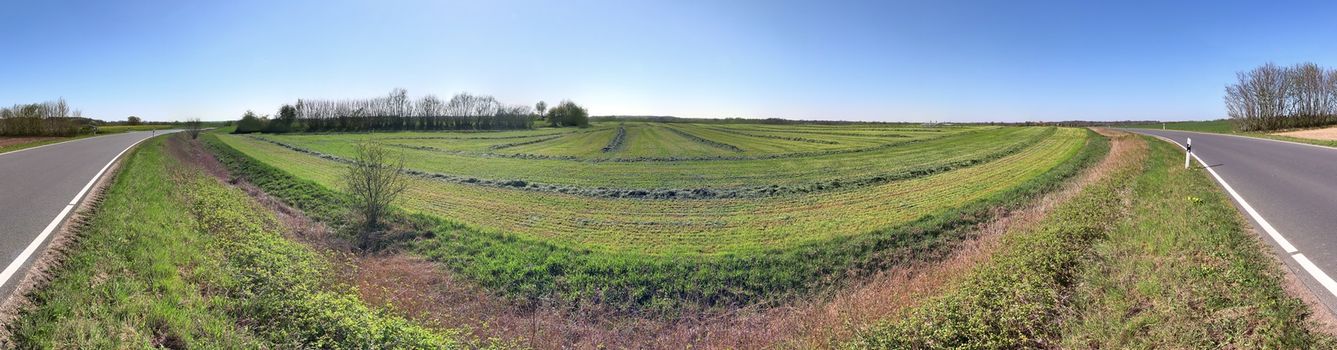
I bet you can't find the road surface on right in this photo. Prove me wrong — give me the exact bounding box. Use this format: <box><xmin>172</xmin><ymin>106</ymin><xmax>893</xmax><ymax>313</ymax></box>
<box><xmin>1126</xmin><ymin>128</ymin><xmax>1337</xmax><ymax>315</ymax></box>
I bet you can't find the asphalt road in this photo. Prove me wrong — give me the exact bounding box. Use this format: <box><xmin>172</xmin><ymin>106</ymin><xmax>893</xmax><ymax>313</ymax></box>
<box><xmin>0</xmin><ymin>131</ymin><xmax>167</xmax><ymax>300</ymax></box>
<box><xmin>1127</xmin><ymin>129</ymin><xmax>1337</xmax><ymax>314</ymax></box>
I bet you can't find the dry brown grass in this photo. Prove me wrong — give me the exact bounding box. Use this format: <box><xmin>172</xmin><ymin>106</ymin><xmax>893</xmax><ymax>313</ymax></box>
<box><xmin>179</xmin><ymin>129</ymin><xmax>1142</xmax><ymax>349</ymax></box>
<box><xmin>0</xmin><ymin>137</ymin><xmax>59</xmax><ymax>149</ymax></box>
<box><xmin>1274</xmin><ymin>126</ymin><xmax>1337</xmax><ymax>141</ymax></box>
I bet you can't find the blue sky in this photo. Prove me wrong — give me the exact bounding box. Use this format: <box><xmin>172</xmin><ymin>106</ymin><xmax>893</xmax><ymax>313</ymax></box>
<box><xmin>3</xmin><ymin>0</ymin><xmax>1336</xmax><ymax>122</ymax></box>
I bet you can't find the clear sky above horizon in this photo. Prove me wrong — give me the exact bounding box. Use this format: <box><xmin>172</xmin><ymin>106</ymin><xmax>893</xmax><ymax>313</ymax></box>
<box><xmin>3</xmin><ymin>0</ymin><xmax>1336</xmax><ymax>122</ymax></box>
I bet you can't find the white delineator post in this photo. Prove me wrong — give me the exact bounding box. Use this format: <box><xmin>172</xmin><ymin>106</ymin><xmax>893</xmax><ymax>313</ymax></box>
<box><xmin>1185</xmin><ymin>137</ymin><xmax>1192</xmax><ymax>168</ymax></box>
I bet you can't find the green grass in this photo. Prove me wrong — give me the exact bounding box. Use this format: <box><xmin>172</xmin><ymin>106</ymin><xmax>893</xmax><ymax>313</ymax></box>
<box><xmin>236</xmin><ymin>125</ymin><xmax>1024</xmax><ymax>190</ymax></box>
<box><xmin>848</xmin><ymin>135</ymin><xmax>1333</xmax><ymax>348</ymax></box>
<box><xmin>8</xmin><ymin>136</ymin><xmax>469</xmax><ymax>349</ymax></box>
<box><xmin>204</xmin><ymin>125</ymin><xmax>1106</xmax><ymax>312</ymax></box>
<box><xmin>1058</xmin><ymin>139</ymin><xmax>1330</xmax><ymax>347</ymax></box>
<box><xmin>98</xmin><ymin>124</ymin><xmax>178</xmax><ymax>133</ymax></box>
<box><xmin>216</xmin><ymin>127</ymin><xmax>1087</xmax><ymax>255</ymax></box>
<box><xmin>1120</xmin><ymin>119</ymin><xmax>1236</xmax><ymax>133</ymax></box>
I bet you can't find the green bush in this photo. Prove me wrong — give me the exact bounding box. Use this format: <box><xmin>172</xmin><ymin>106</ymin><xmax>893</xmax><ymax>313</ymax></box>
<box><xmin>546</xmin><ymin>100</ymin><xmax>588</xmax><ymax>128</ymax></box>
<box><xmin>234</xmin><ymin>110</ymin><xmax>266</xmax><ymax>134</ymax></box>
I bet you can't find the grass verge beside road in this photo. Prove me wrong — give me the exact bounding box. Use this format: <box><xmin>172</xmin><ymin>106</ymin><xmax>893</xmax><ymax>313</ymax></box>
<box><xmin>5</xmin><ymin>136</ymin><xmax>469</xmax><ymax>348</ymax></box>
<box><xmin>848</xmin><ymin>134</ymin><xmax>1333</xmax><ymax>348</ymax></box>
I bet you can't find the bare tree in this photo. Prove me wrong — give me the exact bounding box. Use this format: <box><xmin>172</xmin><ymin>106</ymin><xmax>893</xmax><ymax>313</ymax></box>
<box><xmin>185</xmin><ymin>118</ymin><xmax>203</xmax><ymax>139</ymax></box>
<box><xmin>1227</xmin><ymin>62</ymin><xmax>1337</xmax><ymax>131</ymax></box>
<box><xmin>536</xmin><ymin>101</ymin><xmax>547</xmax><ymax>120</ymax></box>
<box><xmin>345</xmin><ymin>141</ymin><xmax>409</xmax><ymax>251</ymax></box>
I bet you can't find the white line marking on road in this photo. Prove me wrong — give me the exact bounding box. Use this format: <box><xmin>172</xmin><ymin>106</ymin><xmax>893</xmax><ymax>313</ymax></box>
<box><xmin>1294</xmin><ymin>253</ymin><xmax>1337</xmax><ymax>299</ymax></box>
<box><xmin>0</xmin><ymin>134</ymin><xmax>156</xmax><ymax>291</ymax></box>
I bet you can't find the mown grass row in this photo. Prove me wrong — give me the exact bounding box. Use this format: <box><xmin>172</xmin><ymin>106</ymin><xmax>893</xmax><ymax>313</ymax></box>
<box><xmin>662</xmin><ymin>125</ymin><xmax>744</xmax><ymax>152</ymax></box>
<box><xmin>848</xmin><ymin>135</ymin><xmax>1333</xmax><ymax>348</ymax></box>
<box><xmin>249</xmin><ymin>128</ymin><xmax>1052</xmax><ymax>201</ymax></box>
<box><xmin>601</xmin><ymin>125</ymin><xmax>628</xmax><ymax>152</ymax></box>
<box><xmin>220</xmin><ymin>128</ymin><xmax>1087</xmax><ymax>256</ymax></box>
<box><xmin>203</xmin><ymin>129</ymin><xmax>1107</xmax><ymax>313</ymax></box>
<box><xmin>702</xmin><ymin>125</ymin><xmax>840</xmax><ymax>144</ymax></box>
<box><xmin>243</xmin><ymin>126</ymin><xmax>1017</xmax><ymax>189</ymax></box>
<box><xmin>7</xmin><ymin>137</ymin><xmax>472</xmax><ymax>349</ymax></box>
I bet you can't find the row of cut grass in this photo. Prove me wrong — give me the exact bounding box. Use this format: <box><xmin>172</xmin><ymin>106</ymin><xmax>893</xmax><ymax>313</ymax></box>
<box><xmin>203</xmin><ymin>128</ymin><xmax>1106</xmax><ymax>312</ymax></box>
<box><xmin>240</xmin><ymin>125</ymin><xmax>1017</xmax><ymax>189</ymax></box>
<box><xmin>215</xmin><ymin>128</ymin><xmax>1087</xmax><ymax>255</ymax></box>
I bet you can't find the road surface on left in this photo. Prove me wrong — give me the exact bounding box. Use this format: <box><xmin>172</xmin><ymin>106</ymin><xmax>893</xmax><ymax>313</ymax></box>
<box><xmin>0</xmin><ymin>131</ymin><xmax>170</xmax><ymax>301</ymax></box>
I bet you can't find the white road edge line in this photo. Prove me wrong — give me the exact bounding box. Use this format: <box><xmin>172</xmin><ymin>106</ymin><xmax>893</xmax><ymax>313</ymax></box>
<box><xmin>1142</xmin><ymin>133</ymin><xmax>1337</xmax><ymax>301</ymax></box>
<box><xmin>0</xmin><ymin>134</ymin><xmax>155</xmax><ymax>291</ymax></box>
<box><xmin>1293</xmin><ymin>254</ymin><xmax>1337</xmax><ymax>300</ymax></box>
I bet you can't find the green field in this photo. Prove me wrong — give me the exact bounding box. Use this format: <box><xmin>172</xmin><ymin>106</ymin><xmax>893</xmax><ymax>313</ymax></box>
<box><xmin>206</xmin><ymin>121</ymin><xmax>1105</xmax><ymax>312</ymax></box>
<box><xmin>1120</xmin><ymin>119</ymin><xmax>1236</xmax><ymax>133</ymax></box>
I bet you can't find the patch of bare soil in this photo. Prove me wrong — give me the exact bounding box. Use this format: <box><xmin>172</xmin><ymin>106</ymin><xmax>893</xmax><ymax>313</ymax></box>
<box><xmin>175</xmin><ymin>129</ymin><xmax>1142</xmax><ymax>349</ymax></box>
<box><xmin>0</xmin><ymin>137</ymin><xmax>59</xmax><ymax>149</ymax></box>
<box><xmin>1275</xmin><ymin>126</ymin><xmax>1337</xmax><ymax>141</ymax></box>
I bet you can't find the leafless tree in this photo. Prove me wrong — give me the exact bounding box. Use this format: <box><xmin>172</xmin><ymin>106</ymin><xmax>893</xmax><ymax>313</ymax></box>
<box><xmin>1225</xmin><ymin>62</ymin><xmax>1337</xmax><ymax>131</ymax></box>
<box><xmin>345</xmin><ymin>141</ymin><xmax>409</xmax><ymax>251</ymax></box>
<box><xmin>185</xmin><ymin>118</ymin><xmax>203</xmax><ymax>139</ymax></box>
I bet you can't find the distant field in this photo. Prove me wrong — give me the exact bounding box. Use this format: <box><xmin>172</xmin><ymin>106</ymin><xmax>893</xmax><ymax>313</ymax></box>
<box><xmin>97</xmin><ymin>124</ymin><xmax>177</xmax><ymax>133</ymax></box>
<box><xmin>208</xmin><ymin>121</ymin><xmax>1103</xmax><ymax>312</ymax></box>
<box><xmin>1120</xmin><ymin>119</ymin><xmax>1235</xmax><ymax>133</ymax></box>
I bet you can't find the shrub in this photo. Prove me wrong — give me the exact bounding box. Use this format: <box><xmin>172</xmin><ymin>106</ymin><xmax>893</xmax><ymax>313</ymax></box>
<box><xmin>547</xmin><ymin>100</ymin><xmax>588</xmax><ymax>128</ymax></box>
<box><xmin>235</xmin><ymin>110</ymin><xmax>266</xmax><ymax>134</ymax></box>
<box><xmin>345</xmin><ymin>141</ymin><xmax>409</xmax><ymax>250</ymax></box>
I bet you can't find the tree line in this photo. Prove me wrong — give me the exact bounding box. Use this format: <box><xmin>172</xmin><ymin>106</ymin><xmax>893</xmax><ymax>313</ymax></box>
<box><xmin>236</xmin><ymin>89</ymin><xmax>550</xmax><ymax>133</ymax></box>
<box><xmin>1226</xmin><ymin>62</ymin><xmax>1337</xmax><ymax>131</ymax></box>
<box><xmin>0</xmin><ymin>99</ymin><xmax>88</xmax><ymax>137</ymax></box>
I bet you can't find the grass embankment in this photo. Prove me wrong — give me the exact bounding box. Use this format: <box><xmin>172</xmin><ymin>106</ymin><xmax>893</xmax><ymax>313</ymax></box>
<box><xmin>849</xmin><ymin>135</ymin><xmax>1333</xmax><ymax>348</ymax></box>
<box><xmin>7</xmin><ymin>136</ymin><xmax>468</xmax><ymax>348</ymax></box>
<box><xmin>202</xmin><ymin>129</ymin><xmax>1107</xmax><ymax>313</ymax></box>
